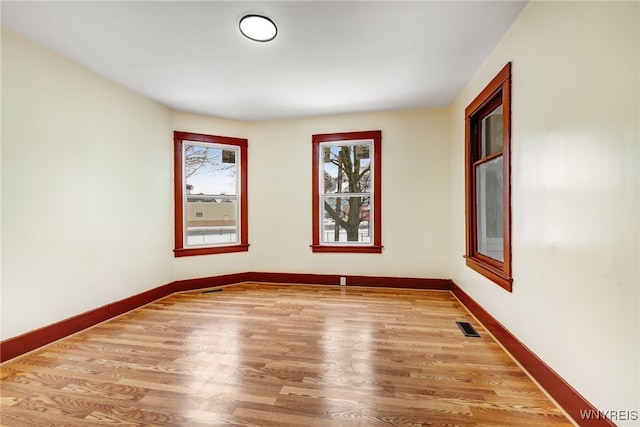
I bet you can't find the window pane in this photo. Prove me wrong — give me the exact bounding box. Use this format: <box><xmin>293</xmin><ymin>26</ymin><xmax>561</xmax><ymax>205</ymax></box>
<box><xmin>323</xmin><ymin>144</ymin><xmax>371</xmax><ymax>194</ymax></box>
<box><xmin>186</xmin><ymin>198</ymin><xmax>237</xmax><ymax>245</ymax></box>
<box><xmin>184</xmin><ymin>143</ymin><xmax>238</xmax><ymax>246</ymax></box>
<box><xmin>322</xmin><ymin>195</ymin><xmax>371</xmax><ymax>243</ymax></box>
<box><xmin>475</xmin><ymin>156</ymin><xmax>503</xmax><ymax>261</ymax></box>
<box><xmin>481</xmin><ymin>104</ymin><xmax>503</xmax><ymax>158</ymax></box>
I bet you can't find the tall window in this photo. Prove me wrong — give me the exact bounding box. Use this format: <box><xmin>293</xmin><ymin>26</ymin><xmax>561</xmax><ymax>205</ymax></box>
<box><xmin>311</xmin><ymin>130</ymin><xmax>382</xmax><ymax>253</ymax></box>
<box><xmin>465</xmin><ymin>63</ymin><xmax>512</xmax><ymax>291</ymax></box>
<box><xmin>174</xmin><ymin>131</ymin><xmax>248</xmax><ymax>257</ymax></box>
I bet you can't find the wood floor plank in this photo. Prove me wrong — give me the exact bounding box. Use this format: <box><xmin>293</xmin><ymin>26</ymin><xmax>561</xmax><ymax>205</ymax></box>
<box><xmin>1</xmin><ymin>283</ymin><xmax>574</xmax><ymax>426</ymax></box>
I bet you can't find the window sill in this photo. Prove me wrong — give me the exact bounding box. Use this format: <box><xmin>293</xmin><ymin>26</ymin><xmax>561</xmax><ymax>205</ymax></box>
<box><xmin>311</xmin><ymin>245</ymin><xmax>383</xmax><ymax>254</ymax></box>
<box><xmin>174</xmin><ymin>244</ymin><xmax>250</xmax><ymax>257</ymax></box>
<box><xmin>464</xmin><ymin>255</ymin><xmax>513</xmax><ymax>292</ymax></box>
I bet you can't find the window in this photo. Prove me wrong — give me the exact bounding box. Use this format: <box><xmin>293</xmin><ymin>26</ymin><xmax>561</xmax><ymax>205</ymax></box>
<box><xmin>174</xmin><ymin>131</ymin><xmax>248</xmax><ymax>257</ymax></box>
<box><xmin>464</xmin><ymin>63</ymin><xmax>512</xmax><ymax>291</ymax></box>
<box><xmin>311</xmin><ymin>130</ymin><xmax>382</xmax><ymax>253</ymax></box>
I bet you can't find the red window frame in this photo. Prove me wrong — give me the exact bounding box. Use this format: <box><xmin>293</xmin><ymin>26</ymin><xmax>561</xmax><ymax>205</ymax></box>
<box><xmin>311</xmin><ymin>130</ymin><xmax>382</xmax><ymax>253</ymax></box>
<box><xmin>173</xmin><ymin>131</ymin><xmax>249</xmax><ymax>257</ymax></box>
<box><xmin>464</xmin><ymin>63</ymin><xmax>513</xmax><ymax>291</ymax></box>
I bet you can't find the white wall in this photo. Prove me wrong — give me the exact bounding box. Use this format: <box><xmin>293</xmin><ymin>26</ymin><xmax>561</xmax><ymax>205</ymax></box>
<box><xmin>247</xmin><ymin>109</ymin><xmax>451</xmax><ymax>279</ymax></box>
<box><xmin>171</xmin><ymin>108</ymin><xmax>452</xmax><ymax>282</ymax></box>
<box><xmin>450</xmin><ymin>1</ymin><xmax>639</xmax><ymax>421</ymax></box>
<box><xmin>1</xmin><ymin>28</ymin><xmax>175</xmax><ymax>340</ymax></box>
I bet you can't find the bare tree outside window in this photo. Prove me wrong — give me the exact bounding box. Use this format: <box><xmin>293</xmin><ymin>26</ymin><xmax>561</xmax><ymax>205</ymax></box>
<box><xmin>322</xmin><ymin>143</ymin><xmax>372</xmax><ymax>243</ymax></box>
<box><xmin>184</xmin><ymin>145</ymin><xmax>236</xmax><ymax>179</ymax></box>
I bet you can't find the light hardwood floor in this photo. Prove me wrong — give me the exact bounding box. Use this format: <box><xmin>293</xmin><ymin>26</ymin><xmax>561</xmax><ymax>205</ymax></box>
<box><xmin>1</xmin><ymin>283</ymin><xmax>574</xmax><ymax>426</ymax></box>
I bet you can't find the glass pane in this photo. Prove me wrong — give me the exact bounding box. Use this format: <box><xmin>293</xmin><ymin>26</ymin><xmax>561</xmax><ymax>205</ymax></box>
<box><xmin>186</xmin><ymin>198</ymin><xmax>238</xmax><ymax>245</ymax></box>
<box><xmin>481</xmin><ymin>104</ymin><xmax>503</xmax><ymax>157</ymax></box>
<box><xmin>475</xmin><ymin>156</ymin><xmax>503</xmax><ymax>261</ymax></box>
<box><xmin>323</xmin><ymin>143</ymin><xmax>371</xmax><ymax>194</ymax></box>
<box><xmin>184</xmin><ymin>143</ymin><xmax>238</xmax><ymax>246</ymax></box>
<box><xmin>322</xmin><ymin>195</ymin><xmax>371</xmax><ymax>243</ymax></box>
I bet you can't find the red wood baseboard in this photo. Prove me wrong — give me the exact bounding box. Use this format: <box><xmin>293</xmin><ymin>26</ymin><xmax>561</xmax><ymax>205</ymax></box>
<box><xmin>173</xmin><ymin>272</ymin><xmax>251</xmax><ymax>292</ymax></box>
<box><xmin>347</xmin><ymin>275</ymin><xmax>450</xmax><ymax>289</ymax></box>
<box><xmin>0</xmin><ymin>282</ymin><xmax>175</xmax><ymax>363</ymax></box>
<box><xmin>250</xmin><ymin>271</ymin><xmax>341</xmax><ymax>285</ymax></box>
<box><xmin>451</xmin><ymin>281</ymin><xmax>615</xmax><ymax>427</ymax></box>
<box><xmin>249</xmin><ymin>271</ymin><xmax>451</xmax><ymax>290</ymax></box>
<box><xmin>0</xmin><ymin>272</ymin><xmax>448</xmax><ymax>363</ymax></box>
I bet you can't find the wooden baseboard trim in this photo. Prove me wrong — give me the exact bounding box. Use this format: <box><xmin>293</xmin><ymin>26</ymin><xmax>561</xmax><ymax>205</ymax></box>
<box><xmin>173</xmin><ymin>272</ymin><xmax>252</xmax><ymax>292</ymax></box>
<box><xmin>346</xmin><ymin>275</ymin><xmax>451</xmax><ymax>290</ymax></box>
<box><xmin>249</xmin><ymin>271</ymin><xmax>341</xmax><ymax>286</ymax></box>
<box><xmin>0</xmin><ymin>282</ymin><xmax>175</xmax><ymax>363</ymax></box>
<box><xmin>450</xmin><ymin>281</ymin><xmax>615</xmax><ymax>427</ymax></box>
<box><xmin>249</xmin><ymin>271</ymin><xmax>452</xmax><ymax>290</ymax></box>
<box><xmin>1</xmin><ymin>272</ymin><xmax>449</xmax><ymax>363</ymax></box>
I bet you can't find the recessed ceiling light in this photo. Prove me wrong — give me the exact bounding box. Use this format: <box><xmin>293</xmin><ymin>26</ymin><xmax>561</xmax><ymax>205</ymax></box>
<box><xmin>239</xmin><ymin>14</ymin><xmax>277</xmax><ymax>42</ymax></box>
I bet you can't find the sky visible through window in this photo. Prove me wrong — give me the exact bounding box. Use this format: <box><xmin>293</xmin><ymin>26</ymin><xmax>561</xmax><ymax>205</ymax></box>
<box><xmin>185</xmin><ymin>144</ymin><xmax>237</xmax><ymax>196</ymax></box>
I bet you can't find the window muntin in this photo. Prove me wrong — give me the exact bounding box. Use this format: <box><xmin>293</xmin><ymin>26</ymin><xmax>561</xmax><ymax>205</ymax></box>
<box><xmin>312</xmin><ymin>130</ymin><xmax>382</xmax><ymax>253</ymax></box>
<box><xmin>174</xmin><ymin>132</ymin><xmax>248</xmax><ymax>257</ymax></box>
<box><xmin>465</xmin><ymin>63</ymin><xmax>512</xmax><ymax>291</ymax></box>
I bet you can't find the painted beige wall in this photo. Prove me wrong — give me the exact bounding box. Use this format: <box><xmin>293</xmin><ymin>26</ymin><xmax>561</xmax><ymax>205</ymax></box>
<box><xmin>1</xmin><ymin>28</ymin><xmax>175</xmax><ymax>339</ymax></box>
<box><xmin>246</xmin><ymin>109</ymin><xmax>451</xmax><ymax>279</ymax></box>
<box><xmin>450</xmin><ymin>1</ymin><xmax>639</xmax><ymax>421</ymax></box>
<box><xmin>171</xmin><ymin>108</ymin><xmax>451</xmax><ymax>281</ymax></box>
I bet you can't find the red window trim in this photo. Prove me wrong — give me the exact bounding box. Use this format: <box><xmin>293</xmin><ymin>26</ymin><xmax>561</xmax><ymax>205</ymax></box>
<box><xmin>173</xmin><ymin>131</ymin><xmax>249</xmax><ymax>257</ymax></box>
<box><xmin>311</xmin><ymin>130</ymin><xmax>382</xmax><ymax>254</ymax></box>
<box><xmin>464</xmin><ymin>63</ymin><xmax>512</xmax><ymax>291</ymax></box>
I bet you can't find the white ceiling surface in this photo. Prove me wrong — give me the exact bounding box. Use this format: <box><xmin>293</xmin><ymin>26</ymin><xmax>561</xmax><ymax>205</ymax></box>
<box><xmin>1</xmin><ymin>1</ymin><xmax>527</xmax><ymax>121</ymax></box>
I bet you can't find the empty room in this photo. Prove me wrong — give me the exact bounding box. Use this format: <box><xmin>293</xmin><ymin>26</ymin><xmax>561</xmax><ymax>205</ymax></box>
<box><xmin>1</xmin><ymin>1</ymin><xmax>638</xmax><ymax>426</ymax></box>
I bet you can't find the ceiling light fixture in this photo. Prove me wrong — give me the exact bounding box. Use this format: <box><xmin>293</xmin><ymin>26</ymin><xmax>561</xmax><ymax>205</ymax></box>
<box><xmin>239</xmin><ymin>14</ymin><xmax>277</xmax><ymax>42</ymax></box>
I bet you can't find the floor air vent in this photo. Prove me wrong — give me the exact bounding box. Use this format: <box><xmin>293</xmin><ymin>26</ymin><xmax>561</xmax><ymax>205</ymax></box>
<box><xmin>456</xmin><ymin>321</ymin><xmax>480</xmax><ymax>338</ymax></box>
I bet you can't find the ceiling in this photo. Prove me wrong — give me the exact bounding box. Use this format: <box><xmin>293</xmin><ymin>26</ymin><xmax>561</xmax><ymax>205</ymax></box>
<box><xmin>1</xmin><ymin>1</ymin><xmax>527</xmax><ymax>122</ymax></box>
